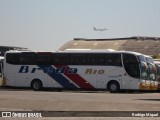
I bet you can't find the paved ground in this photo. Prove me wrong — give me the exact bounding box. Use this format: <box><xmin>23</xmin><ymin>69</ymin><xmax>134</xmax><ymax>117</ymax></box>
<box><xmin>0</xmin><ymin>87</ymin><xmax>160</xmax><ymax>120</ymax></box>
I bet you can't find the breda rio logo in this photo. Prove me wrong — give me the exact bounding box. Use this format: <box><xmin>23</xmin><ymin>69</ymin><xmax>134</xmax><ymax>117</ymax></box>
<box><xmin>19</xmin><ymin>66</ymin><xmax>78</xmax><ymax>74</ymax></box>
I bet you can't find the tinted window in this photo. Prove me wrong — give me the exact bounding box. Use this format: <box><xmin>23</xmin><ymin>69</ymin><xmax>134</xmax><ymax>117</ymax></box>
<box><xmin>105</xmin><ymin>54</ymin><xmax>122</xmax><ymax>66</ymax></box>
<box><xmin>53</xmin><ymin>54</ymin><xmax>69</xmax><ymax>65</ymax></box>
<box><xmin>36</xmin><ymin>53</ymin><xmax>52</xmax><ymax>65</ymax></box>
<box><xmin>53</xmin><ymin>53</ymin><xmax>122</xmax><ymax>66</ymax></box>
<box><xmin>6</xmin><ymin>53</ymin><xmax>21</xmax><ymax>64</ymax></box>
<box><xmin>6</xmin><ymin>52</ymin><xmax>122</xmax><ymax>66</ymax></box>
<box><xmin>70</xmin><ymin>54</ymin><xmax>88</xmax><ymax>65</ymax></box>
<box><xmin>89</xmin><ymin>54</ymin><xmax>105</xmax><ymax>65</ymax></box>
<box><xmin>21</xmin><ymin>53</ymin><xmax>35</xmax><ymax>64</ymax></box>
<box><xmin>123</xmin><ymin>54</ymin><xmax>140</xmax><ymax>78</ymax></box>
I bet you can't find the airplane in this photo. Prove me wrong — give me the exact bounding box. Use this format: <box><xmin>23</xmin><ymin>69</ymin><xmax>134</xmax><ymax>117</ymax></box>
<box><xmin>93</xmin><ymin>27</ymin><xmax>108</xmax><ymax>31</ymax></box>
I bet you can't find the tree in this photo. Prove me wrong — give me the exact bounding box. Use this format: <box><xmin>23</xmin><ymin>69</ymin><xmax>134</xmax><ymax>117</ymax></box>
<box><xmin>152</xmin><ymin>54</ymin><xmax>160</xmax><ymax>59</ymax></box>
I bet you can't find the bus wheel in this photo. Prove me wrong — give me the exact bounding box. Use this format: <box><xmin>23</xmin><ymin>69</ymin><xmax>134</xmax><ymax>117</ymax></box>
<box><xmin>108</xmin><ymin>82</ymin><xmax>120</xmax><ymax>93</ymax></box>
<box><xmin>31</xmin><ymin>80</ymin><xmax>43</xmax><ymax>91</ymax></box>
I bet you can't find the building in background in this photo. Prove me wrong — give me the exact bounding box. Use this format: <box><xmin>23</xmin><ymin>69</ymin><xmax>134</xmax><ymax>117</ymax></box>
<box><xmin>59</xmin><ymin>36</ymin><xmax>160</xmax><ymax>56</ymax></box>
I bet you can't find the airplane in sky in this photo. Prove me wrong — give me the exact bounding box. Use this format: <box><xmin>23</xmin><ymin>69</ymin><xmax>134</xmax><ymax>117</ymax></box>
<box><xmin>93</xmin><ymin>27</ymin><xmax>108</xmax><ymax>31</ymax></box>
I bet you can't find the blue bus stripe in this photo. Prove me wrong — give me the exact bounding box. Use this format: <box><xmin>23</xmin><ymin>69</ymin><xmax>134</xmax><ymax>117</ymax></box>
<box><xmin>37</xmin><ymin>65</ymin><xmax>78</xmax><ymax>89</ymax></box>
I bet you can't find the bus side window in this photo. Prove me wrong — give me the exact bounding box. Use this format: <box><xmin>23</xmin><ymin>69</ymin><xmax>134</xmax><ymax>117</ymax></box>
<box><xmin>36</xmin><ymin>53</ymin><xmax>52</xmax><ymax>65</ymax></box>
<box><xmin>6</xmin><ymin>53</ymin><xmax>21</xmax><ymax>64</ymax></box>
<box><xmin>21</xmin><ymin>53</ymin><xmax>35</xmax><ymax>65</ymax></box>
<box><xmin>53</xmin><ymin>54</ymin><xmax>69</xmax><ymax>65</ymax></box>
<box><xmin>105</xmin><ymin>54</ymin><xmax>122</xmax><ymax>66</ymax></box>
<box><xmin>70</xmin><ymin>54</ymin><xmax>87</xmax><ymax>65</ymax></box>
<box><xmin>89</xmin><ymin>54</ymin><xmax>105</xmax><ymax>65</ymax></box>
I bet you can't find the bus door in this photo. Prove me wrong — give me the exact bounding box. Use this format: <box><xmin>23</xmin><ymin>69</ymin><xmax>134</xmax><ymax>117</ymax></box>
<box><xmin>122</xmin><ymin>54</ymin><xmax>140</xmax><ymax>90</ymax></box>
<box><xmin>121</xmin><ymin>68</ymin><xmax>140</xmax><ymax>90</ymax></box>
<box><xmin>120</xmin><ymin>71</ymin><xmax>130</xmax><ymax>89</ymax></box>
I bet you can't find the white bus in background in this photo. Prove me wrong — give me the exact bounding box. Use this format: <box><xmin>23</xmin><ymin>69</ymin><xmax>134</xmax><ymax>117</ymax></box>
<box><xmin>3</xmin><ymin>50</ymin><xmax>158</xmax><ymax>92</ymax></box>
<box><xmin>154</xmin><ymin>59</ymin><xmax>160</xmax><ymax>89</ymax></box>
<box><xmin>144</xmin><ymin>56</ymin><xmax>158</xmax><ymax>90</ymax></box>
<box><xmin>0</xmin><ymin>56</ymin><xmax>4</xmax><ymax>86</ymax></box>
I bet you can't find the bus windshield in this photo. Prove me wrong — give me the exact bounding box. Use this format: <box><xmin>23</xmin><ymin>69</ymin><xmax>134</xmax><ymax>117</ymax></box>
<box><xmin>138</xmin><ymin>55</ymin><xmax>156</xmax><ymax>81</ymax></box>
<box><xmin>145</xmin><ymin>57</ymin><xmax>157</xmax><ymax>81</ymax></box>
<box><xmin>138</xmin><ymin>55</ymin><xmax>149</xmax><ymax>80</ymax></box>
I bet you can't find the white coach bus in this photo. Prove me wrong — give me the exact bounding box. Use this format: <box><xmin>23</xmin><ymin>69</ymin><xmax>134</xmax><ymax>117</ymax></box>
<box><xmin>3</xmin><ymin>50</ymin><xmax>158</xmax><ymax>92</ymax></box>
<box><xmin>0</xmin><ymin>56</ymin><xmax>4</xmax><ymax>86</ymax></box>
<box><xmin>154</xmin><ymin>59</ymin><xmax>160</xmax><ymax>89</ymax></box>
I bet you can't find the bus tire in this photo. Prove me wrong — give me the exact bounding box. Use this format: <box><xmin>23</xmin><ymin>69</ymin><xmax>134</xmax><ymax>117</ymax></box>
<box><xmin>107</xmin><ymin>81</ymin><xmax>120</xmax><ymax>93</ymax></box>
<box><xmin>31</xmin><ymin>79</ymin><xmax>43</xmax><ymax>91</ymax></box>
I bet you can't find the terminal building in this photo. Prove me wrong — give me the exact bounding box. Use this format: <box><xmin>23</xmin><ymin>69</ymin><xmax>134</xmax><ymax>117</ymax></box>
<box><xmin>0</xmin><ymin>46</ymin><xmax>28</xmax><ymax>56</ymax></box>
<box><xmin>59</xmin><ymin>36</ymin><xmax>160</xmax><ymax>56</ymax></box>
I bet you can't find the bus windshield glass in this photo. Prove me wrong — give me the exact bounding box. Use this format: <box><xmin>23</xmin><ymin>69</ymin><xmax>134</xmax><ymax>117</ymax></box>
<box><xmin>138</xmin><ymin>55</ymin><xmax>149</xmax><ymax>80</ymax></box>
<box><xmin>138</xmin><ymin>55</ymin><xmax>156</xmax><ymax>81</ymax></box>
<box><xmin>145</xmin><ymin>57</ymin><xmax>157</xmax><ymax>81</ymax></box>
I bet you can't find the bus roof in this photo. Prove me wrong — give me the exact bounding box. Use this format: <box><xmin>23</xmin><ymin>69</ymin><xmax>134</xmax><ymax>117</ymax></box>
<box><xmin>5</xmin><ymin>50</ymin><xmax>146</xmax><ymax>56</ymax></box>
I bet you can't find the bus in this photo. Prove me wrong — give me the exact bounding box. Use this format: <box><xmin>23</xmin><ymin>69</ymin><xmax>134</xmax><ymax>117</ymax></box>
<box><xmin>144</xmin><ymin>56</ymin><xmax>158</xmax><ymax>90</ymax></box>
<box><xmin>0</xmin><ymin>56</ymin><xmax>4</xmax><ymax>86</ymax></box>
<box><xmin>3</xmin><ymin>50</ymin><xmax>158</xmax><ymax>92</ymax></box>
<box><xmin>154</xmin><ymin>59</ymin><xmax>160</xmax><ymax>89</ymax></box>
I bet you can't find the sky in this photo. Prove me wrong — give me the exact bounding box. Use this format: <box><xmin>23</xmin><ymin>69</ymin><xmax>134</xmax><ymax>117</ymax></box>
<box><xmin>0</xmin><ymin>0</ymin><xmax>160</xmax><ymax>51</ymax></box>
